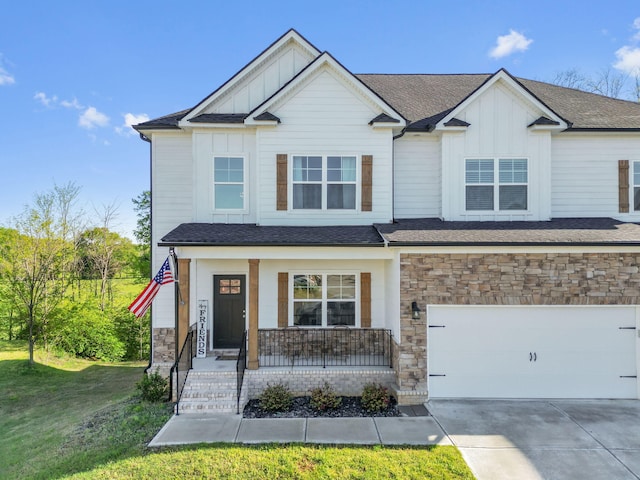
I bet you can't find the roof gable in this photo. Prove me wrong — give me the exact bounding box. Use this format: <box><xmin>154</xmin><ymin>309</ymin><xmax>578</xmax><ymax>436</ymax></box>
<box><xmin>181</xmin><ymin>29</ymin><xmax>320</xmax><ymax>124</ymax></box>
<box><xmin>436</xmin><ymin>69</ymin><xmax>568</xmax><ymax>131</ymax></box>
<box><xmin>245</xmin><ymin>52</ymin><xmax>406</xmax><ymax>127</ymax></box>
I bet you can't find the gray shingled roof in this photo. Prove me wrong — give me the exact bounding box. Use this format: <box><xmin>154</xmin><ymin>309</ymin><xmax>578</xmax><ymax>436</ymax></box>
<box><xmin>356</xmin><ymin>74</ymin><xmax>640</xmax><ymax>130</ymax></box>
<box><xmin>375</xmin><ymin>218</ymin><xmax>640</xmax><ymax>246</ymax></box>
<box><xmin>135</xmin><ymin>71</ymin><xmax>640</xmax><ymax>132</ymax></box>
<box><xmin>160</xmin><ymin>223</ymin><xmax>385</xmax><ymax>246</ymax></box>
<box><xmin>189</xmin><ymin>113</ymin><xmax>247</xmax><ymax>123</ymax></box>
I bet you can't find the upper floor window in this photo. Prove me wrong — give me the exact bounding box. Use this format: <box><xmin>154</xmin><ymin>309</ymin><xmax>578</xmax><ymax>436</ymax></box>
<box><xmin>292</xmin><ymin>155</ymin><xmax>356</xmax><ymax>210</ymax></box>
<box><xmin>292</xmin><ymin>273</ymin><xmax>357</xmax><ymax>326</ymax></box>
<box><xmin>214</xmin><ymin>156</ymin><xmax>244</xmax><ymax>210</ymax></box>
<box><xmin>633</xmin><ymin>161</ymin><xmax>640</xmax><ymax>211</ymax></box>
<box><xmin>465</xmin><ymin>158</ymin><xmax>528</xmax><ymax>211</ymax></box>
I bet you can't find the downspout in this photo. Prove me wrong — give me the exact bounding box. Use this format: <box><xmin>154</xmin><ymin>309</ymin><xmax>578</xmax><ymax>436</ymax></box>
<box><xmin>139</xmin><ymin>132</ymin><xmax>154</xmax><ymax>374</ymax></box>
<box><xmin>391</xmin><ymin>127</ymin><xmax>407</xmax><ymax>223</ymax></box>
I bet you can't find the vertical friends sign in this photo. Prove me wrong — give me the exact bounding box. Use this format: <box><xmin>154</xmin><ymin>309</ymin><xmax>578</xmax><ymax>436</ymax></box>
<box><xmin>196</xmin><ymin>300</ymin><xmax>208</xmax><ymax>358</ymax></box>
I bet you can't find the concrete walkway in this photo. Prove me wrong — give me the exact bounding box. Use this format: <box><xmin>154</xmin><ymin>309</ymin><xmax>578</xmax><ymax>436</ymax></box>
<box><xmin>149</xmin><ymin>414</ymin><xmax>452</xmax><ymax>447</ymax></box>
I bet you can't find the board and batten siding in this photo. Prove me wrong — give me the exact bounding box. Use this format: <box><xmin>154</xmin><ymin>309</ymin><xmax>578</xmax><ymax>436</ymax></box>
<box><xmin>206</xmin><ymin>44</ymin><xmax>315</xmax><ymax>115</ymax></box>
<box><xmin>257</xmin><ymin>68</ymin><xmax>394</xmax><ymax>225</ymax></box>
<box><xmin>151</xmin><ymin>133</ymin><xmax>194</xmax><ymax>329</ymax></box>
<box><xmin>393</xmin><ymin>135</ymin><xmax>441</xmax><ymax>218</ymax></box>
<box><xmin>193</xmin><ymin>130</ymin><xmax>257</xmax><ymax>223</ymax></box>
<box><xmin>441</xmin><ymin>81</ymin><xmax>552</xmax><ymax>221</ymax></box>
<box><xmin>551</xmin><ymin>134</ymin><xmax>640</xmax><ymax>220</ymax></box>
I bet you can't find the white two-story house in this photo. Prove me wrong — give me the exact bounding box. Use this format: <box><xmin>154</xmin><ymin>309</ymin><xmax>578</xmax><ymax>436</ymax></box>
<box><xmin>135</xmin><ymin>29</ymin><xmax>640</xmax><ymax>407</ymax></box>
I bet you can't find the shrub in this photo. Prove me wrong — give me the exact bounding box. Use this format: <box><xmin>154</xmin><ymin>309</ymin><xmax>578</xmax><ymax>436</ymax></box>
<box><xmin>310</xmin><ymin>381</ymin><xmax>342</xmax><ymax>411</ymax></box>
<box><xmin>136</xmin><ymin>370</ymin><xmax>168</xmax><ymax>402</ymax></box>
<box><xmin>259</xmin><ymin>383</ymin><xmax>292</xmax><ymax>412</ymax></box>
<box><xmin>361</xmin><ymin>383</ymin><xmax>390</xmax><ymax>412</ymax></box>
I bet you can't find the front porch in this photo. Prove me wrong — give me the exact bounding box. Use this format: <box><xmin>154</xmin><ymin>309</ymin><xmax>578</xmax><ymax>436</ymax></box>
<box><xmin>174</xmin><ymin>327</ymin><xmax>396</xmax><ymax>414</ymax></box>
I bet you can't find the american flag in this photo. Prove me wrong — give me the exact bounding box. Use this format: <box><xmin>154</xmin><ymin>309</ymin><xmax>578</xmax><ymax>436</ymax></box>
<box><xmin>128</xmin><ymin>257</ymin><xmax>174</xmax><ymax>318</ymax></box>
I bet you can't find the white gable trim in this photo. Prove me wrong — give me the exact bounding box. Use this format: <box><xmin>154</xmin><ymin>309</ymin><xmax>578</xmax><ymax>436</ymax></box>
<box><xmin>245</xmin><ymin>52</ymin><xmax>406</xmax><ymax>127</ymax></box>
<box><xmin>181</xmin><ymin>30</ymin><xmax>321</xmax><ymax>124</ymax></box>
<box><xmin>436</xmin><ymin>69</ymin><xmax>568</xmax><ymax>131</ymax></box>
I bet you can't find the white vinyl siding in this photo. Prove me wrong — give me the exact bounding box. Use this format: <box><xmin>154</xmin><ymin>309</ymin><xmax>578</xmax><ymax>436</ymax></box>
<box><xmin>551</xmin><ymin>134</ymin><xmax>640</xmax><ymax>219</ymax></box>
<box><xmin>393</xmin><ymin>136</ymin><xmax>441</xmax><ymax>218</ymax></box>
<box><xmin>151</xmin><ymin>133</ymin><xmax>194</xmax><ymax>329</ymax></box>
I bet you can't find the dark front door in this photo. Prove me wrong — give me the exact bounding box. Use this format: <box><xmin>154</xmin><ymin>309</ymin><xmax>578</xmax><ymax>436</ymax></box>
<box><xmin>213</xmin><ymin>275</ymin><xmax>246</xmax><ymax>348</ymax></box>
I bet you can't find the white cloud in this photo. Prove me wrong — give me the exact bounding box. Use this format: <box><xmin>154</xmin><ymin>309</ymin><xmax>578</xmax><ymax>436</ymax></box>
<box><xmin>60</xmin><ymin>97</ymin><xmax>83</xmax><ymax>110</ymax></box>
<box><xmin>0</xmin><ymin>66</ymin><xmax>14</xmax><ymax>86</ymax></box>
<box><xmin>34</xmin><ymin>91</ymin><xmax>58</xmax><ymax>107</ymax></box>
<box><xmin>115</xmin><ymin>112</ymin><xmax>149</xmax><ymax>136</ymax></box>
<box><xmin>79</xmin><ymin>106</ymin><xmax>109</xmax><ymax>129</ymax></box>
<box><xmin>613</xmin><ymin>46</ymin><xmax>640</xmax><ymax>75</ymax></box>
<box><xmin>489</xmin><ymin>30</ymin><xmax>533</xmax><ymax>59</ymax></box>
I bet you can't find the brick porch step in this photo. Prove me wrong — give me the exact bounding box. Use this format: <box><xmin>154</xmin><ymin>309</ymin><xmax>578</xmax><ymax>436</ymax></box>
<box><xmin>177</xmin><ymin>370</ymin><xmax>247</xmax><ymax>414</ymax></box>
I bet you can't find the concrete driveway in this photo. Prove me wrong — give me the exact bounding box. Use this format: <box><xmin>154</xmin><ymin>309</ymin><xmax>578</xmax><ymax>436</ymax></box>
<box><xmin>427</xmin><ymin>399</ymin><xmax>640</xmax><ymax>480</ymax></box>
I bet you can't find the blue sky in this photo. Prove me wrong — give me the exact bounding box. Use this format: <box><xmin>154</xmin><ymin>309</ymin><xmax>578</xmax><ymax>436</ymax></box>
<box><xmin>1</xmin><ymin>1</ymin><xmax>639</xmax><ymax>240</ymax></box>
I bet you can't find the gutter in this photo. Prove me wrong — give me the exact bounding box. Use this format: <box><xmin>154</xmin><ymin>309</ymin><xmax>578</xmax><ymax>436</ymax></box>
<box><xmin>157</xmin><ymin>241</ymin><xmax>386</xmax><ymax>248</ymax></box>
<box><xmin>384</xmin><ymin>241</ymin><xmax>640</xmax><ymax>247</ymax></box>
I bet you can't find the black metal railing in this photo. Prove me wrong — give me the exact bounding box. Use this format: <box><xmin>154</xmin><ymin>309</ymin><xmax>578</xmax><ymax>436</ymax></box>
<box><xmin>172</xmin><ymin>329</ymin><xmax>195</xmax><ymax>415</ymax></box>
<box><xmin>236</xmin><ymin>330</ymin><xmax>247</xmax><ymax>414</ymax></box>
<box><xmin>258</xmin><ymin>328</ymin><xmax>393</xmax><ymax>368</ymax></box>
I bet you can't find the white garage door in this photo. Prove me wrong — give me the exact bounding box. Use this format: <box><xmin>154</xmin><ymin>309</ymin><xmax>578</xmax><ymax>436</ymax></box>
<box><xmin>428</xmin><ymin>306</ymin><xmax>638</xmax><ymax>398</ymax></box>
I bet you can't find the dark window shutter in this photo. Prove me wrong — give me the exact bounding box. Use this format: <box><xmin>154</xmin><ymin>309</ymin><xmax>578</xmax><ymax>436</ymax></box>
<box><xmin>619</xmin><ymin>160</ymin><xmax>629</xmax><ymax>213</ymax></box>
<box><xmin>361</xmin><ymin>155</ymin><xmax>373</xmax><ymax>211</ymax></box>
<box><xmin>277</xmin><ymin>154</ymin><xmax>288</xmax><ymax>211</ymax></box>
<box><xmin>360</xmin><ymin>272</ymin><xmax>371</xmax><ymax>328</ymax></box>
<box><xmin>278</xmin><ymin>272</ymin><xmax>288</xmax><ymax>328</ymax></box>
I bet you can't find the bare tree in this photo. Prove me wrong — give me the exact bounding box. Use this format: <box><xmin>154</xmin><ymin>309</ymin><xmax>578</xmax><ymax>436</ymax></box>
<box><xmin>552</xmin><ymin>67</ymin><xmax>631</xmax><ymax>100</ymax></box>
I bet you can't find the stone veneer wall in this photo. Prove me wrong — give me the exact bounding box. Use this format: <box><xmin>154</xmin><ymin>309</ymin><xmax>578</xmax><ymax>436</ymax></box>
<box><xmin>398</xmin><ymin>252</ymin><xmax>640</xmax><ymax>395</ymax></box>
<box><xmin>245</xmin><ymin>368</ymin><xmax>396</xmax><ymax>398</ymax></box>
<box><xmin>151</xmin><ymin>327</ymin><xmax>175</xmax><ymax>377</ymax></box>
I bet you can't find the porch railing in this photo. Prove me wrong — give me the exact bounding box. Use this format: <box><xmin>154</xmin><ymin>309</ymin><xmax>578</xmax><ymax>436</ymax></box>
<box><xmin>172</xmin><ymin>329</ymin><xmax>196</xmax><ymax>414</ymax></box>
<box><xmin>258</xmin><ymin>328</ymin><xmax>393</xmax><ymax>368</ymax></box>
<box><xmin>236</xmin><ymin>330</ymin><xmax>247</xmax><ymax>414</ymax></box>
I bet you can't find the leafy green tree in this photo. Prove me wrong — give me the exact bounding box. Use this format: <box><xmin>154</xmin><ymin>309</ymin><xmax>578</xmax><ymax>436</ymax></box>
<box><xmin>0</xmin><ymin>183</ymin><xmax>81</xmax><ymax>364</ymax></box>
<box><xmin>132</xmin><ymin>190</ymin><xmax>150</xmax><ymax>277</ymax></box>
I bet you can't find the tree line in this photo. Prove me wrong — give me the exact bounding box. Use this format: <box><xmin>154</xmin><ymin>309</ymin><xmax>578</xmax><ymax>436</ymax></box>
<box><xmin>0</xmin><ymin>183</ymin><xmax>151</xmax><ymax>364</ymax></box>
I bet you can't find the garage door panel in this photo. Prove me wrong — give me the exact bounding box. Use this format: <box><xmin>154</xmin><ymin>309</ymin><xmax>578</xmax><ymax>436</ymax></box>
<box><xmin>428</xmin><ymin>306</ymin><xmax>637</xmax><ymax>399</ymax></box>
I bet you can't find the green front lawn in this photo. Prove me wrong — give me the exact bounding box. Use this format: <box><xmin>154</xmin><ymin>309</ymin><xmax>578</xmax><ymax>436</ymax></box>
<box><xmin>0</xmin><ymin>340</ymin><xmax>474</xmax><ymax>479</ymax></box>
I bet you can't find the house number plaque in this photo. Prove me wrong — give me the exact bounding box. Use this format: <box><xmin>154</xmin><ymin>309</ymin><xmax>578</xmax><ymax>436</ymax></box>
<box><xmin>196</xmin><ymin>300</ymin><xmax>208</xmax><ymax>358</ymax></box>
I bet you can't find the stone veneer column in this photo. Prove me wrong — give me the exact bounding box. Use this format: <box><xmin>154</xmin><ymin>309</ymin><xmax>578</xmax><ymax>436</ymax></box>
<box><xmin>248</xmin><ymin>259</ymin><xmax>260</xmax><ymax>369</ymax></box>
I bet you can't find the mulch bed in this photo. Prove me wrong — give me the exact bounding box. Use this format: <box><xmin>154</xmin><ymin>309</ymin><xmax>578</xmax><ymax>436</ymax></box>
<box><xmin>242</xmin><ymin>396</ymin><xmax>400</xmax><ymax>418</ymax></box>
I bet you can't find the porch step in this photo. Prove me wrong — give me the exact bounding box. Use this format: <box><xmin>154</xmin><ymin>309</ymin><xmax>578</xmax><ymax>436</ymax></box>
<box><xmin>177</xmin><ymin>370</ymin><xmax>247</xmax><ymax>415</ymax></box>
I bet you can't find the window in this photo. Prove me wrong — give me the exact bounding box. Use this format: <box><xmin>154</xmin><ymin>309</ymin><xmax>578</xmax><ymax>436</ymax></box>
<box><xmin>465</xmin><ymin>158</ymin><xmax>528</xmax><ymax>211</ymax></box>
<box><xmin>292</xmin><ymin>274</ymin><xmax>356</xmax><ymax>326</ymax></box>
<box><xmin>214</xmin><ymin>156</ymin><xmax>244</xmax><ymax>209</ymax></box>
<box><xmin>292</xmin><ymin>155</ymin><xmax>357</xmax><ymax>210</ymax></box>
<box><xmin>634</xmin><ymin>161</ymin><xmax>640</xmax><ymax>211</ymax></box>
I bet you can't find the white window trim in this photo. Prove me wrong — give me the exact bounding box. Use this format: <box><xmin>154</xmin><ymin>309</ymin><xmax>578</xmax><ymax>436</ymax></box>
<box><xmin>464</xmin><ymin>157</ymin><xmax>529</xmax><ymax>212</ymax></box>
<box><xmin>212</xmin><ymin>155</ymin><xmax>248</xmax><ymax>213</ymax></box>
<box><xmin>289</xmin><ymin>154</ymin><xmax>360</xmax><ymax>212</ymax></box>
<box><xmin>289</xmin><ymin>272</ymin><xmax>360</xmax><ymax>327</ymax></box>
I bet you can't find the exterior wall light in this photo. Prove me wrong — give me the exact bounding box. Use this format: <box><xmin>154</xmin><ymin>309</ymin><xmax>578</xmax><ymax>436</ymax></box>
<box><xmin>411</xmin><ymin>301</ymin><xmax>422</xmax><ymax>319</ymax></box>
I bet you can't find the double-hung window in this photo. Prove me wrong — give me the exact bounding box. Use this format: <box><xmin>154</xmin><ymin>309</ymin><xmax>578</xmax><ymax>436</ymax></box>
<box><xmin>214</xmin><ymin>156</ymin><xmax>245</xmax><ymax>210</ymax></box>
<box><xmin>633</xmin><ymin>161</ymin><xmax>640</xmax><ymax>211</ymax></box>
<box><xmin>292</xmin><ymin>155</ymin><xmax>356</xmax><ymax>210</ymax></box>
<box><xmin>465</xmin><ymin>158</ymin><xmax>528</xmax><ymax>211</ymax></box>
<box><xmin>292</xmin><ymin>273</ymin><xmax>357</xmax><ymax>326</ymax></box>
